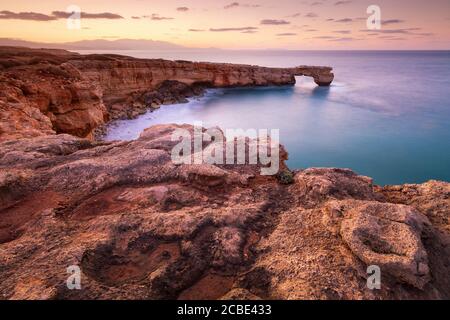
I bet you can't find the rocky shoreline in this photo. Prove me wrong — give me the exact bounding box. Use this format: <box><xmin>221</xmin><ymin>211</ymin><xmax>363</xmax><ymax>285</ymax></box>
<box><xmin>0</xmin><ymin>47</ymin><xmax>448</xmax><ymax>300</ymax></box>
<box><xmin>0</xmin><ymin>124</ymin><xmax>449</xmax><ymax>300</ymax></box>
<box><xmin>0</xmin><ymin>46</ymin><xmax>334</xmax><ymax>141</ymax></box>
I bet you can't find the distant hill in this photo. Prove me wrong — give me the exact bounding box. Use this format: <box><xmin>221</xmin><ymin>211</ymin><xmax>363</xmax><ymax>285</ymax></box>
<box><xmin>0</xmin><ymin>38</ymin><xmax>188</xmax><ymax>50</ymax></box>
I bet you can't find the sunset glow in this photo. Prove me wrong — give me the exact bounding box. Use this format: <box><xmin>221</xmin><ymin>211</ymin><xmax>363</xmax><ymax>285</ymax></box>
<box><xmin>0</xmin><ymin>0</ymin><xmax>449</xmax><ymax>49</ymax></box>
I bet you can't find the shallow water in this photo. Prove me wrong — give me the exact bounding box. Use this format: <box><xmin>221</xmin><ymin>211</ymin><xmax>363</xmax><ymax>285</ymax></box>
<box><xmin>97</xmin><ymin>50</ymin><xmax>450</xmax><ymax>185</ymax></box>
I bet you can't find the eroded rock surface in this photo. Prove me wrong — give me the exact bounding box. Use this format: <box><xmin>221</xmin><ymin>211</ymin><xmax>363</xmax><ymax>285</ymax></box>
<box><xmin>0</xmin><ymin>124</ymin><xmax>448</xmax><ymax>300</ymax></box>
<box><xmin>0</xmin><ymin>46</ymin><xmax>334</xmax><ymax>141</ymax></box>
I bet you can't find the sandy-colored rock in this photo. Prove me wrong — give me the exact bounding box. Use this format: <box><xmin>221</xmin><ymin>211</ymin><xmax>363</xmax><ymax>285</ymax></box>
<box><xmin>0</xmin><ymin>124</ymin><xmax>448</xmax><ymax>300</ymax></box>
<box><xmin>339</xmin><ymin>202</ymin><xmax>430</xmax><ymax>289</ymax></box>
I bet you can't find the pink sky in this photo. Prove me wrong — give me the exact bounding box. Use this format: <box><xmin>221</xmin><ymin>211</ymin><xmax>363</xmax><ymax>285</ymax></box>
<box><xmin>0</xmin><ymin>0</ymin><xmax>449</xmax><ymax>49</ymax></box>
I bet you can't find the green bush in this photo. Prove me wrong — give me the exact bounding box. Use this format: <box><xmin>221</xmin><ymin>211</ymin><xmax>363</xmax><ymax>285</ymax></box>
<box><xmin>277</xmin><ymin>170</ymin><xmax>294</xmax><ymax>185</ymax></box>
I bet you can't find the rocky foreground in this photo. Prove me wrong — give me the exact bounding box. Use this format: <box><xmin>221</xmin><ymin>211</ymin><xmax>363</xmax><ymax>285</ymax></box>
<box><xmin>0</xmin><ymin>124</ymin><xmax>449</xmax><ymax>300</ymax></box>
<box><xmin>0</xmin><ymin>46</ymin><xmax>333</xmax><ymax>141</ymax></box>
<box><xmin>0</xmin><ymin>47</ymin><xmax>448</xmax><ymax>300</ymax></box>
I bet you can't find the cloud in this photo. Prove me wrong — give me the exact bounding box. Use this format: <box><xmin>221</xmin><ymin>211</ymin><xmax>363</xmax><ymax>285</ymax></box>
<box><xmin>286</xmin><ymin>13</ymin><xmax>301</xmax><ymax>18</ymax></box>
<box><xmin>210</xmin><ymin>26</ymin><xmax>258</xmax><ymax>32</ymax></box>
<box><xmin>382</xmin><ymin>19</ymin><xmax>405</xmax><ymax>25</ymax></box>
<box><xmin>328</xmin><ymin>37</ymin><xmax>362</xmax><ymax>41</ymax></box>
<box><xmin>313</xmin><ymin>36</ymin><xmax>335</xmax><ymax>39</ymax></box>
<box><xmin>333</xmin><ymin>30</ymin><xmax>351</xmax><ymax>34</ymax></box>
<box><xmin>131</xmin><ymin>16</ymin><xmax>141</xmax><ymax>19</ymax></box>
<box><xmin>52</xmin><ymin>11</ymin><xmax>124</xmax><ymax>19</ymax></box>
<box><xmin>261</xmin><ymin>19</ymin><xmax>290</xmax><ymax>25</ymax></box>
<box><xmin>334</xmin><ymin>18</ymin><xmax>353</xmax><ymax>23</ymax></box>
<box><xmin>188</xmin><ymin>28</ymin><xmax>205</xmax><ymax>32</ymax></box>
<box><xmin>334</xmin><ymin>1</ymin><xmax>352</xmax><ymax>5</ymax></box>
<box><xmin>0</xmin><ymin>10</ymin><xmax>124</xmax><ymax>21</ymax></box>
<box><xmin>149</xmin><ymin>14</ymin><xmax>174</xmax><ymax>20</ymax></box>
<box><xmin>379</xmin><ymin>36</ymin><xmax>408</xmax><ymax>41</ymax></box>
<box><xmin>224</xmin><ymin>2</ymin><xmax>240</xmax><ymax>9</ymax></box>
<box><xmin>176</xmin><ymin>7</ymin><xmax>189</xmax><ymax>12</ymax></box>
<box><xmin>0</xmin><ymin>10</ymin><xmax>57</xmax><ymax>21</ymax></box>
<box><xmin>361</xmin><ymin>27</ymin><xmax>432</xmax><ymax>37</ymax></box>
<box><xmin>277</xmin><ymin>33</ymin><xmax>297</xmax><ymax>36</ymax></box>
<box><xmin>224</xmin><ymin>2</ymin><xmax>261</xmax><ymax>9</ymax></box>
<box><xmin>361</xmin><ymin>28</ymin><xmax>421</xmax><ymax>34</ymax></box>
<box><xmin>305</xmin><ymin>13</ymin><xmax>318</xmax><ymax>18</ymax></box>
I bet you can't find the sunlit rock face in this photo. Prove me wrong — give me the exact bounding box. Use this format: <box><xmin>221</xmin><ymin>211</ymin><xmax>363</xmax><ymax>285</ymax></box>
<box><xmin>0</xmin><ymin>47</ymin><xmax>333</xmax><ymax>141</ymax></box>
<box><xmin>0</xmin><ymin>124</ymin><xmax>448</xmax><ymax>300</ymax></box>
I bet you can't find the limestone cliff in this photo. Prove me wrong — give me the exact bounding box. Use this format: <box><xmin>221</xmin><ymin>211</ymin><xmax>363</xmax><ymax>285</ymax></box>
<box><xmin>0</xmin><ymin>47</ymin><xmax>334</xmax><ymax>141</ymax></box>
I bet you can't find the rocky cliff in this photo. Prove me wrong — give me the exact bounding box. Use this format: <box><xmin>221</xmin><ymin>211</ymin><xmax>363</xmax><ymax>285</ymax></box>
<box><xmin>1</xmin><ymin>47</ymin><xmax>448</xmax><ymax>301</ymax></box>
<box><xmin>0</xmin><ymin>47</ymin><xmax>334</xmax><ymax>141</ymax></box>
<box><xmin>0</xmin><ymin>124</ymin><xmax>449</xmax><ymax>300</ymax></box>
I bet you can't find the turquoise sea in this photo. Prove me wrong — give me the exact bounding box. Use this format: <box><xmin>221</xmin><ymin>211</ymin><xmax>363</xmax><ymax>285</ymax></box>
<box><xmin>90</xmin><ymin>50</ymin><xmax>450</xmax><ymax>185</ymax></box>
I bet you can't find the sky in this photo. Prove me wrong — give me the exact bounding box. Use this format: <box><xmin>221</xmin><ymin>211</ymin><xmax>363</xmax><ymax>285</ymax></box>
<box><xmin>0</xmin><ymin>0</ymin><xmax>449</xmax><ymax>50</ymax></box>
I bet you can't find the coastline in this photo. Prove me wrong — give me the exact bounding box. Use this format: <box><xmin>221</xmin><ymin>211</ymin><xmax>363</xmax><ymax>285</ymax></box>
<box><xmin>0</xmin><ymin>46</ymin><xmax>333</xmax><ymax>142</ymax></box>
<box><xmin>0</xmin><ymin>46</ymin><xmax>449</xmax><ymax>300</ymax></box>
<box><xmin>1</xmin><ymin>123</ymin><xmax>449</xmax><ymax>299</ymax></box>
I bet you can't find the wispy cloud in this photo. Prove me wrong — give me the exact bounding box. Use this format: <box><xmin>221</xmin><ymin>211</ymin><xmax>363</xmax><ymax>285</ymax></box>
<box><xmin>149</xmin><ymin>14</ymin><xmax>174</xmax><ymax>20</ymax></box>
<box><xmin>0</xmin><ymin>10</ymin><xmax>124</xmax><ymax>21</ymax></box>
<box><xmin>382</xmin><ymin>19</ymin><xmax>405</xmax><ymax>26</ymax></box>
<box><xmin>313</xmin><ymin>36</ymin><xmax>335</xmax><ymax>39</ymax></box>
<box><xmin>210</xmin><ymin>26</ymin><xmax>258</xmax><ymax>32</ymax></box>
<box><xmin>0</xmin><ymin>10</ymin><xmax>57</xmax><ymax>21</ymax></box>
<box><xmin>277</xmin><ymin>33</ymin><xmax>297</xmax><ymax>36</ymax></box>
<box><xmin>361</xmin><ymin>27</ymin><xmax>433</xmax><ymax>37</ymax></box>
<box><xmin>334</xmin><ymin>18</ymin><xmax>353</xmax><ymax>23</ymax></box>
<box><xmin>305</xmin><ymin>13</ymin><xmax>318</xmax><ymax>18</ymax></box>
<box><xmin>328</xmin><ymin>37</ymin><xmax>362</xmax><ymax>41</ymax></box>
<box><xmin>361</xmin><ymin>28</ymin><xmax>420</xmax><ymax>34</ymax></box>
<box><xmin>224</xmin><ymin>2</ymin><xmax>240</xmax><ymax>9</ymax></box>
<box><xmin>52</xmin><ymin>11</ymin><xmax>124</xmax><ymax>19</ymax></box>
<box><xmin>333</xmin><ymin>30</ymin><xmax>351</xmax><ymax>34</ymax></box>
<box><xmin>286</xmin><ymin>13</ymin><xmax>301</xmax><ymax>18</ymax></box>
<box><xmin>176</xmin><ymin>7</ymin><xmax>189</xmax><ymax>12</ymax></box>
<box><xmin>261</xmin><ymin>19</ymin><xmax>290</xmax><ymax>25</ymax></box>
<box><xmin>224</xmin><ymin>2</ymin><xmax>261</xmax><ymax>9</ymax></box>
<box><xmin>334</xmin><ymin>1</ymin><xmax>352</xmax><ymax>5</ymax></box>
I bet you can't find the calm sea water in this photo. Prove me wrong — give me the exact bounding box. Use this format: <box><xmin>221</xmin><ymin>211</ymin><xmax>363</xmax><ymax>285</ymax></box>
<box><xmin>83</xmin><ymin>50</ymin><xmax>450</xmax><ymax>185</ymax></box>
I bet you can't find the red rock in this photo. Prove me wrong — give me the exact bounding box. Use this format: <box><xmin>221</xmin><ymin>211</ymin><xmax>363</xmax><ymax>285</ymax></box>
<box><xmin>0</xmin><ymin>124</ymin><xmax>448</xmax><ymax>300</ymax></box>
<box><xmin>0</xmin><ymin>47</ymin><xmax>334</xmax><ymax>141</ymax></box>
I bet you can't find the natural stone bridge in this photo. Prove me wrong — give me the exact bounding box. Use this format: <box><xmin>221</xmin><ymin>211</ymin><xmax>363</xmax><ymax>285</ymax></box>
<box><xmin>291</xmin><ymin>66</ymin><xmax>334</xmax><ymax>86</ymax></box>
